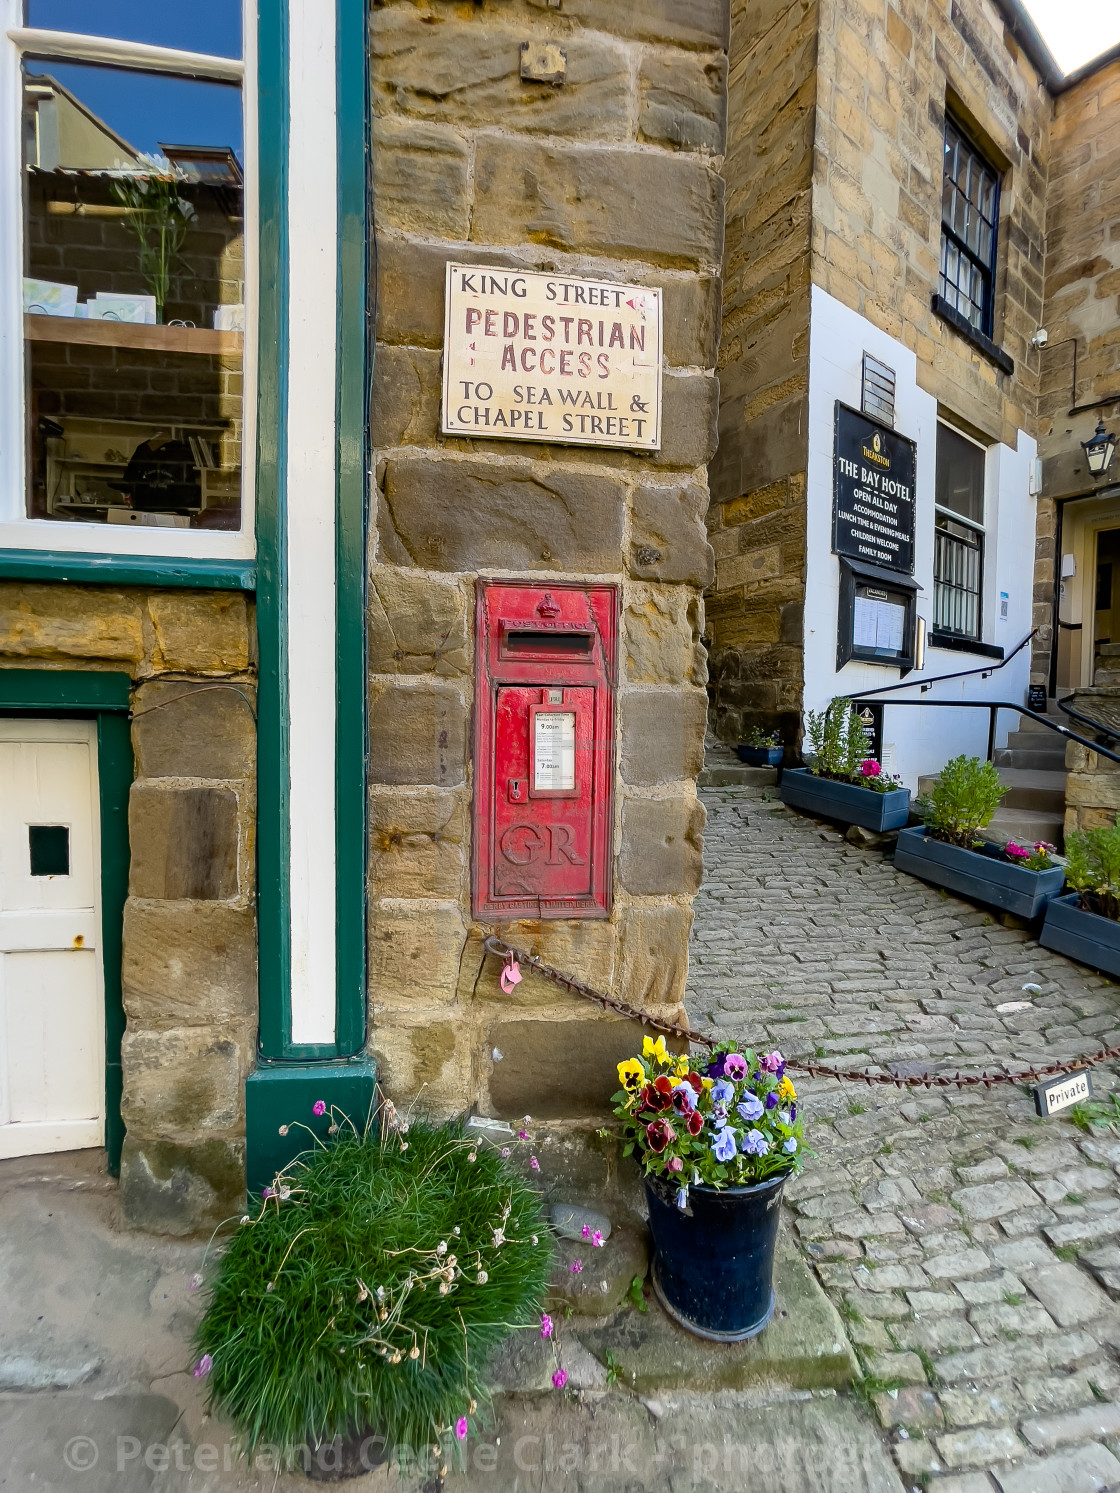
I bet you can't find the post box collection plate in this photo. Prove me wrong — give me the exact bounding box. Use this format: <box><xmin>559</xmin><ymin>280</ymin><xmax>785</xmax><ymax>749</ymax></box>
<box><xmin>474</xmin><ymin>581</ymin><xmax>617</xmax><ymax>920</ymax></box>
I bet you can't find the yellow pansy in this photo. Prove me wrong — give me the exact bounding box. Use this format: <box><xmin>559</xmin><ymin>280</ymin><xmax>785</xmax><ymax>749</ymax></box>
<box><xmin>617</xmin><ymin>1058</ymin><xmax>645</xmax><ymax>1092</ymax></box>
<box><xmin>642</xmin><ymin>1035</ymin><xmax>669</xmax><ymax>1065</ymax></box>
<box><xmin>701</xmin><ymin>1077</ymin><xmax>714</xmax><ymax>1091</ymax></box>
<box><xmin>674</xmin><ymin>1057</ymin><xmax>690</xmax><ymax>1078</ymax></box>
<box><xmin>778</xmin><ymin>1076</ymin><xmax>796</xmax><ymax>1100</ymax></box>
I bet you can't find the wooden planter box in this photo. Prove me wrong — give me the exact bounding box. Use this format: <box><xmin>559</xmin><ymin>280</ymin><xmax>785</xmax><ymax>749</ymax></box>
<box><xmin>779</xmin><ymin>767</ymin><xmax>911</xmax><ymax>831</ymax></box>
<box><xmin>1040</xmin><ymin>892</ymin><xmax>1120</xmax><ymax>977</ymax></box>
<box><xmin>893</xmin><ymin>826</ymin><xmax>1065</xmax><ymax>918</ymax></box>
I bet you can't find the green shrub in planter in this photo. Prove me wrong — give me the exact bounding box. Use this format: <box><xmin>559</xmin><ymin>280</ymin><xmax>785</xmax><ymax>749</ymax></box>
<box><xmin>194</xmin><ymin>1114</ymin><xmax>553</xmax><ymax>1462</ymax></box>
<box><xmin>915</xmin><ymin>753</ymin><xmax>1007</xmax><ymax>846</ymax></box>
<box><xmin>1065</xmin><ymin>821</ymin><xmax>1120</xmax><ymax>921</ymax></box>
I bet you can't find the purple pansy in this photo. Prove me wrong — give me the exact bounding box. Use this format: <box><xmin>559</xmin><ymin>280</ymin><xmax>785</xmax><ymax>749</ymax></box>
<box><xmin>670</xmin><ymin>1080</ymin><xmax>697</xmax><ymax>1114</ymax></box>
<box><xmin>740</xmin><ymin>1129</ymin><xmax>769</xmax><ymax>1157</ymax></box>
<box><xmin>736</xmin><ymin>1094</ymin><xmax>764</xmax><ymax>1123</ymax></box>
<box><xmin>765</xmin><ymin>1091</ymin><xmax>779</xmax><ymax>1110</ymax></box>
<box><xmin>711</xmin><ymin>1127</ymin><xmax>737</xmax><ymax>1163</ymax></box>
<box><xmin>723</xmin><ymin>1053</ymin><xmax>748</xmax><ymax>1081</ymax></box>
<box><xmin>710</xmin><ymin>1079</ymin><xmax>735</xmax><ymax>1106</ymax></box>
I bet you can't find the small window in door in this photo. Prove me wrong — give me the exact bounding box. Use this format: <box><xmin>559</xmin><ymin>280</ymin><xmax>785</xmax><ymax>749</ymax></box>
<box><xmin>29</xmin><ymin>824</ymin><xmax>70</xmax><ymax>876</ymax></box>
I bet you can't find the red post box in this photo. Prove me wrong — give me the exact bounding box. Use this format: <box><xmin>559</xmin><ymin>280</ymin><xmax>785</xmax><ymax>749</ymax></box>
<box><xmin>473</xmin><ymin>581</ymin><xmax>617</xmax><ymax>920</ymax></box>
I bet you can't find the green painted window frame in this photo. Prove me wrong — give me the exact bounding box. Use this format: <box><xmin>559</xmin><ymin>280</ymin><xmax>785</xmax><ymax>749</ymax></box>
<box><xmin>0</xmin><ymin>668</ymin><xmax>132</xmax><ymax>1173</ymax></box>
<box><xmin>255</xmin><ymin>0</ymin><xmax>370</xmax><ymax>1063</ymax></box>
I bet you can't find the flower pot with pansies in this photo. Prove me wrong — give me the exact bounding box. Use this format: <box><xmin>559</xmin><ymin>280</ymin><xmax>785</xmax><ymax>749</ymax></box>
<box><xmin>736</xmin><ymin>727</ymin><xmax>784</xmax><ymax>767</ymax></box>
<box><xmin>896</xmin><ymin>754</ymin><xmax>1065</xmax><ymax>918</ymax></box>
<box><xmin>1041</xmin><ymin>821</ymin><xmax>1120</xmax><ymax>975</ymax></box>
<box><xmin>613</xmin><ymin>1037</ymin><xmax>805</xmax><ymax>1341</ymax></box>
<box><xmin>780</xmin><ymin>696</ymin><xmax>910</xmax><ymax>831</ymax></box>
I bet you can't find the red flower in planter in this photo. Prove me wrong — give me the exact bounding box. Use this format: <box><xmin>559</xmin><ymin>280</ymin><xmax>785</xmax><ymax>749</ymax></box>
<box><xmin>686</xmin><ymin>1110</ymin><xmax>704</xmax><ymax>1137</ymax></box>
<box><xmin>646</xmin><ymin>1118</ymin><xmax>676</xmax><ymax>1153</ymax></box>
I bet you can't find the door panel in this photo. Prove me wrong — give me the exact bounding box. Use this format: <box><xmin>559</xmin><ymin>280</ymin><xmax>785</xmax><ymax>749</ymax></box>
<box><xmin>0</xmin><ymin>721</ymin><xmax>103</xmax><ymax>1157</ymax></box>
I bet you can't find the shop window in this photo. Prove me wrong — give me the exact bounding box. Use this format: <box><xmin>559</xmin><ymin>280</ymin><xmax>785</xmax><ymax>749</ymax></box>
<box><xmin>934</xmin><ymin>422</ymin><xmax>986</xmax><ymax>643</ymax></box>
<box><xmin>1</xmin><ymin>0</ymin><xmax>251</xmax><ymax>552</ymax></box>
<box><xmin>939</xmin><ymin>118</ymin><xmax>1000</xmax><ymax>340</ymax></box>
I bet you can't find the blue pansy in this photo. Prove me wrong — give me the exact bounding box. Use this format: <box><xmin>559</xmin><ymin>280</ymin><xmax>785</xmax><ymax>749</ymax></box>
<box><xmin>736</xmin><ymin>1094</ymin><xmax>764</xmax><ymax>1123</ymax></box>
<box><xmin>783</xmin><ymin>1138</ymin><xmax>798</xmax><ymax>1154</ymax></box>
<box><xmin>711</xmin><ymin>1079</ymin><xmax>735</xmax><ymax>1106</ymax></box>
<box><xmin>740</xmin><ymin>1129</ymin><xmax>769</xmax><ymax>1157</ymax></box>
<box><xmin>711</xmin><ymin>1127</ymin><xmax>737</xmax><ymax>1162</ymax></box>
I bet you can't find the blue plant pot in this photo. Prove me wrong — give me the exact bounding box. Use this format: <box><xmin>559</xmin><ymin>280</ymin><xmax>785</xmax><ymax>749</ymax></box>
<box><xmin>736</xmin><ymin>745</ymin><xmax>784</xmax><ymax>766</ymax></box>
<box><xmin>893</xmin><ymin>826</ymin><xmax>1066</xmax><ymax>918</ymax></box>
<box><xmin>644</xmin><ymin>1173</ymin><xmax>786</xmax><ymax>1341</ymax></box>
<box><xmin>779</xmin><ymin>767</ymin><xmax>911</xmax><ymax>831</ymax></box>
<box><xmin>1040</xmin><ymin>892</ymin><xmax>1120</xmax><ymax>977</ymax></box>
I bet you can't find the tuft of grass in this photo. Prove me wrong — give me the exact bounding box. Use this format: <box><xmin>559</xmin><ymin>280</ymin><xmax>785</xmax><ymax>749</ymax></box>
<box><xmin>848</xmin><ymin>1102</ymin><xmax>868</xmax><ymax>1116</ymax></box>
<box><xmin>879</xmin><ymin>1142</ymin><xmax>893</xmax><ymax>1156</ymax></box>
<box><xmin>1013</xmin><ymin>1134</ymin><xmax>1040</xmax><ymax>1150</ymax></box>
<box><xmin>1003</xmin><ymin>1292</ymin><xmax>1024</xmax><ymax>1306</ymax></box>
<box><xmin>195</xmin><ymin>1118</ymin><xmax>553</xmax><ymax>1459</ymax></box>
<box><xmin>1053</xmin><ymin>1244</ymin><xmax>1080</xmax><ymax>1262</ymax></box>
<box><xmin>1065</xmin><ymin>1193</ymin><xmax>1086</xmax><ymax>1206</ymax></box>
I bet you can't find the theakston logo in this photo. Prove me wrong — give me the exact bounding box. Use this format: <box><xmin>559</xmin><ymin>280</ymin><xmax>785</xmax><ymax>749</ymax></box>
<box><xmin>862</xmin><ymin>430</ymin><xmax>890</xmax><ymax>468</ymax></box>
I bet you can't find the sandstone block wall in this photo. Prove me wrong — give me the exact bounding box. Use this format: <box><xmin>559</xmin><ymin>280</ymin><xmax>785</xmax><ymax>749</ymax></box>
<box><xmin>368</xmin><ymin>0</ymin><xmax>725</xmax><ymax>1120</ymax></box>
<box><xmin>1032</xmin><ymin>57</ymin><xmax>1120</xmax><ymax>693</ymax></box>
<box><xmin>707</xmin><ymin>0</ymin><xmax>817</xmax><ymax>745</ymax></box>
<box><xmin>0</xmin><ymin>582</ymin><xmax>257</xmax><ymax>1233</ymax></box>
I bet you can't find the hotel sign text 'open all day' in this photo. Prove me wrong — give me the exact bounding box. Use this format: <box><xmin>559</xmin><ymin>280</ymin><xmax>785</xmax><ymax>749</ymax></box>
<box><xmin>442</xmin><ymin>264</ymin><xmax>663</xmax><ymax>451</ymax></box>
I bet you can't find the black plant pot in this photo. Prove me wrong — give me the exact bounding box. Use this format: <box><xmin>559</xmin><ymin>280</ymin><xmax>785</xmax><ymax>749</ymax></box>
<box><xmin>736</xmin><ymin>745</ymin><xmax>784</xmax><ymax>766</ymax></box>
<box><xmin>893</xmin><ymin>827</ymin><xmax>1065</xmax><ymax>918</ymax></box>
<box><xmin>1040</xmin><ymin>892</ymin><xmax>1120</xmax><ymax>976</ymax></box>
<box><xmin>644</xmin><ymin>1173</ymin><xmax>786</xmax><ymax>1341</ymax></box>
<box><xmin>302</xmin><ymin>1429</ymin><xmax>388</xmax><ymax>1481</ymax></box>
<box><xmin>780</xmin><ymin>767</ymin><xmax>910</xmax><ymax>831</ymax></box>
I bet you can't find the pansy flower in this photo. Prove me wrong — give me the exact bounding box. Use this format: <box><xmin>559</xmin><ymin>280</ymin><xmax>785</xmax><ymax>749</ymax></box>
<box><xmin>710</xmin><ymin>1079</ymin><xmax>735</xmax><ymax>1106</ymax></box>
<box><xmin>760</xmin><ymin>1051</ymin><xmax>784</xmax><ymax>1074</ymax></box>
<box><xmin>736</xmin><ymin>1094</ymin><xmax>764</xmax><ymax>1123</ymax></box>
<box><xmin>685</xmin><ymin>1109</ymin><xmax>704</xmax><ymax>1137</ymax></box>
<box><xmin>670</xmin><ymin>1081</ymin><xmax>697</xmax><ymax>1114</ymax></box>
<box><xmin>723</xmin><ymin>1053</ymin><xmax>748</xmax><ymax>1081</ymax></box>
<box><xmin>777</xmin><ymin>1075</ymin><xmax>796</xmax><ymax>1100</ymax></box>
<box><xmin>740</xmin><ymin>1129</ymin><xmax>769</xmax><ymax>1157</ymax></box>
<box><xmin>711</xmin><ymin>1127</ymin><xmax>737</xmax><ymax>1163</ymax></box>
<box><xmin>646</xmin><ymin>1118</ymin><xmax>676</xmax><ymax>1153</ymax></box>
<box><xmin>642</xmin><ymin>1035</ymin><xmax>670</xmax><ymax>1065</ymax></box>
<box><xmin>617</xmin><ymin>1058</ymin><xmax>645</xmax><ymax>1091</ymax></box>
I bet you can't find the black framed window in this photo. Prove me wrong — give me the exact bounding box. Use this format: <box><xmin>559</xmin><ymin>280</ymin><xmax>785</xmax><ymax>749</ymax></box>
<box><xmin>939</xmin><ymin>118</ymin><xmax>1000</xmax><ymax>339</ymax></box>
<box><xmin>934</xmin><ymin>421</ymin><xmax>986</xmax><ymax>642</ymax></box>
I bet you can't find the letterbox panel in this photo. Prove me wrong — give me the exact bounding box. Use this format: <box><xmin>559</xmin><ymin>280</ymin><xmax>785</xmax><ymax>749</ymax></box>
<box><xmin>493</xmin><ymin>687</ymin><xmax>594</xmax><ymax>901</ymax></box>
<box><xmin>474</xmin><ymin>580</ymin><xmax>616</xmax><ymax>921</ymax></box>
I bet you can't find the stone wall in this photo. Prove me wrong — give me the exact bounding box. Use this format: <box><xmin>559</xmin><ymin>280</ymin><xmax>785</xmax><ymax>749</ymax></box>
<box><xmin>1064</xmin><ymin>685</ymin><xmax>1120</xmax><ymax>838</ymax></box>
<box><xmin>706</xmin><ymin>0</ymin><xmax>817</xmax><ymax>745</ymax></box>
<box><xmin>0</xmin><ymin>582</ymin><xmax>257</xmax><ymax>1233</ymax></box>
<box><xmin>1032</xmin><ymin>57</ymin><xmax>1120</xmax><ymax>693</ymax></box>
<box><xmin>368</xmin><ymin>0</ymin><xmax>726</xmax><ymax>1119</ymax></box>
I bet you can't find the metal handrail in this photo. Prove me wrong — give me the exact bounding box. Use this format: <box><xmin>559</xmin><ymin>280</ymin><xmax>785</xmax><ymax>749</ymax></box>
<box><xmin>848</xmin><ymin>695</ymin><xmax>1120</xmax><ymax>767</ymax></box>
<box><xmin>848</xmin><ymin>628</ymin><xmax>1036</xmax><ymax>699</ymax></box>
<box><xmin>1056</xmin><ymin>691</ymin><xmax>1120</xmax><ymax>749</ymax></box>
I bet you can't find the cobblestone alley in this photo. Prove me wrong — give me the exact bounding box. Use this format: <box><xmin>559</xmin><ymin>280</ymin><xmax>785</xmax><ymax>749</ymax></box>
<box><xmin>688</xmin><ymin>783</ymin><xmax>1120</xmax><ymax>1493</ymax></box>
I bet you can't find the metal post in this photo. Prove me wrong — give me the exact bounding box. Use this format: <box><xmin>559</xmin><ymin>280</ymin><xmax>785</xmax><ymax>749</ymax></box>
<box><xmin>987</xmin><ymin>705</ymin><xmax>998</xmax><ymax>763</ymax></box>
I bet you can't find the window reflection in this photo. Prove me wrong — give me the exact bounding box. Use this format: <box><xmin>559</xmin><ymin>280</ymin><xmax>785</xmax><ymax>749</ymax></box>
<box><xmin>23</xmin><ymin>1</ymin><xmax>242</xmax><ymax>60</ymax></box>
<box><xmin>22</xmin><ymin>66</ymin><xmax>244</xmax><ymax>530</ymax></box>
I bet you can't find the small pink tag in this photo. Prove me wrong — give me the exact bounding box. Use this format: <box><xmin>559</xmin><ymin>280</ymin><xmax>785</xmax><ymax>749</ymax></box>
<box><xmin>500</xmin><ymin>958</ymin><xmax>522</xmax><ymax>995</ymax></box>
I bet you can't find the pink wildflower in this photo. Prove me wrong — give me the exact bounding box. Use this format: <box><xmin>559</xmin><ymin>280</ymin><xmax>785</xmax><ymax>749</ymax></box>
<box><xmin>1005</xmin><ymin>842</ymin><xmax>1028</xmax><ymax>859</ymax></box>
<box><xmin>552</xmin><ymin>1369</ymin><xmax>568</xmax><ymax>1390</ymax></box>
<box><xmin>455</xmin><ymin>1417</ymin><xmax>468</xmax><ymax>1441</ymax></box>
<box><xmin>592</xmin><ymin>1230</ymin><xmax>604</xmax><ymax>1248</ymax></box>
<box><xmin>312</xmin><ymin>1100</ymin><xmax>326</xmax><ymax>1117</ymax></box>
<box><xmin>500</xmin><ymin>1146</ymin><xmax>511</xmax><ymax>1159</ymax></box>
<box><xmin>529</xmin><ymin>1156</ymin><xmax>540</xmax><ymax>1171</ymax></box>
<box><xmin>540</xmin><ymin>1313</ymin><xmax>553</xmax><ymax>1339</ymax></box>
<box><xmin>262</xmin><ymin>1186</ymin><xmax>274</xmax><ymax>1199</ymax></box>
<box><xmin>517</xmin><ymin>1129</ymin><xmax>529</xmax><ymax>1141</ymax></box>
<box><xmin>193</xmin><ymin>1354</ymin><xmax>213</xmax><ymax>1379</ymax></box>
<box><xmin>569</xmin><ymin>1259</ymin><xmax>583</xmax><ymax>1275</ymax></box>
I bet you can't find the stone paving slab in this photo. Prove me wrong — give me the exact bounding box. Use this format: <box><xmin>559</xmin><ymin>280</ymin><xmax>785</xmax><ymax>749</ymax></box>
<box><xmin>687</xmin><ymin>785</ymin><xmax>1120</xmax><ymax>1492</ymax></box>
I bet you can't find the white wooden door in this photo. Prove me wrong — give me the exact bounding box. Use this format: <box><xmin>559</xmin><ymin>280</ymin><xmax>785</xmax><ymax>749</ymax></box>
<box><xmin>0</xmin><ymin>720</ymin><xmax>103</xmax><ymax>1158</ymax></box>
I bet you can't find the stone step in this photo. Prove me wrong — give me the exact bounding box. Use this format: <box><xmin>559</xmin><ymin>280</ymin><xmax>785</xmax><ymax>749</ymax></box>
<box><xmin>986</xmin><ymin>806</ymin><xmax>1065</xmax><ymax>848</ymax></box>
<box><xmin>993</xmin><ymin>745</ymin><xmax>1068</xmax><ymax>770</ymax></box>
<box><xmin>1002</xmin><ymin>726</ymin><xmax>1069</xmax><ymax>752</ymax></box>
<box><xmin>697</xmin><ymin>764</ymin><xmax>778</xmax><ymax>788</ymax></box>
<box><xmin>996</xmin><ymin>766</ymin><xmax>1067</xmax><ymax>813</ymax></box>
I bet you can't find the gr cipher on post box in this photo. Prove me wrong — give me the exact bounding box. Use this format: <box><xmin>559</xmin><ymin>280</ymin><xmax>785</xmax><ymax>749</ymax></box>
<box><xmin>473</xmin><ymin>581</ymin><xmax>617</xmax><ymax>921</ymax></box>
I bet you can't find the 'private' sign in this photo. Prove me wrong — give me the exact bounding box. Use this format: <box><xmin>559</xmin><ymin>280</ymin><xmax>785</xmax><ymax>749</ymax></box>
<box><xmin>442</xmin><ymin>264</ymin><xmax>662</xmax><ymax>451</ymax></box>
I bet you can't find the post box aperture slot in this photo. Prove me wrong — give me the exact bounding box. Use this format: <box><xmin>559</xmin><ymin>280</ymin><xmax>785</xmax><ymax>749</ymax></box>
<box><xmin>500</xmin><ymin>623</ymin><xmax>595</xmax><ymax>660</ymax></box>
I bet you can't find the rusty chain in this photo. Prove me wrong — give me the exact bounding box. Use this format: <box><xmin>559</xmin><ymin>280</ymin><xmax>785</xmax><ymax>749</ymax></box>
<box><xmin>482</xmin><ymin>935</ymin><xmax>1119</xmax><ymax>1091</ymax></box>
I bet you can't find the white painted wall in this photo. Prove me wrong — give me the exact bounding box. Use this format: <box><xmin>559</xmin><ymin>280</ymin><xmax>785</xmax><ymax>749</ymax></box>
<box><xmin>804</xmin><ymin>286</ymin><xmax>1038</xmax><ymax>789</ymax></box>
<box><xmin>285</xmin><ymin>0</ymin><xmax>338</xmax><ymax>1047</ymax></box>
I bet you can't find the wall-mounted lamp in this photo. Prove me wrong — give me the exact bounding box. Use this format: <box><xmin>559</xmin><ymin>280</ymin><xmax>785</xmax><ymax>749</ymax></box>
<box><xmin>1082</xmin><ymin>418</ymin><xmax>1117</xmax><ymax>479</ymax></box>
